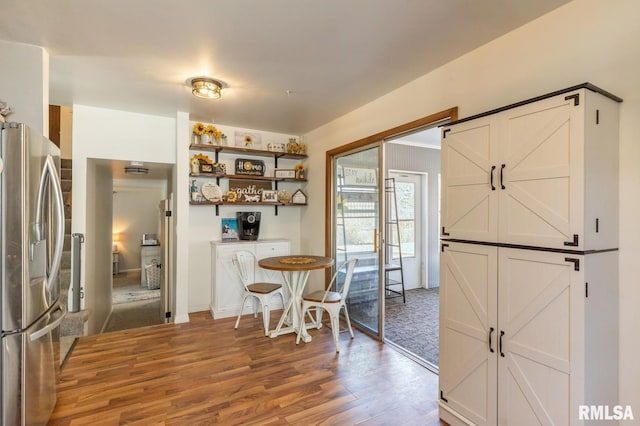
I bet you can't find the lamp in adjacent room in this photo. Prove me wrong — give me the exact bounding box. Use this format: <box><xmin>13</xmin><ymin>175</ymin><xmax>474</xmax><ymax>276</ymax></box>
<box><xmin>112</xmin><ymin>232</ymin><xmax>120</xmax><ymax>252</ymax></box>
<box><xmin>190</xmin><ymin>77</ymin><xmax>223</xmax><ymax>99</ymax></box>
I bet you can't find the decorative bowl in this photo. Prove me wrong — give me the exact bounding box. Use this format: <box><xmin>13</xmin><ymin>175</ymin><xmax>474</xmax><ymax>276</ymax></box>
<box><xmin>277</xmin><ymin>189</ymin><xmax>292</xmax><ymax>203</ymax></box>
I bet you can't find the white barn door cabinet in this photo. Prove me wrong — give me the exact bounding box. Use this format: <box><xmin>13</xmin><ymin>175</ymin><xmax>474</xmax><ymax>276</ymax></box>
<box><xmin>441</xmin><ymin>84</ymin><xmax>620</xmax><ymax>251</ymax></box>
<box><xmin>438</xmin><ymin>84</ymin><xmax>621</xmax><ymax>426</ymax></box>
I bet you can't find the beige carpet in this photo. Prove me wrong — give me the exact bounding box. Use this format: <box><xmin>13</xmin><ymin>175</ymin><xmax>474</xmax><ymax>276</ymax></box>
<box><xmin>104</xmin><ymin>299</ymin><xmax>163</xmax><ymax>333</ymax></box>
<box><xmin>112</xmin><ymin>283</ymin><xmax>160</xmax><ymax>304</ymax></box>
<box><xmin>105</xmin><ymin>270</ymin><xmax>163</xmax><ymax>333</ymax></box>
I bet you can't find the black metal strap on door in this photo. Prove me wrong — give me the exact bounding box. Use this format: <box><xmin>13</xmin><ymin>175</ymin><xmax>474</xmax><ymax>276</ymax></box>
<box><xmin>489</xmin><ymin>327</ymin><xmax>495</xmax><ymax>353</ymax></box>
<box><xmin>490</xmin><ymin>165</ymin><xmax>496</xmax><ymax>191</ymax></box>
<box><xmin>565</xmin><ymin>257</ymin><xmax>580</xmax><ymax>271</ymax></box>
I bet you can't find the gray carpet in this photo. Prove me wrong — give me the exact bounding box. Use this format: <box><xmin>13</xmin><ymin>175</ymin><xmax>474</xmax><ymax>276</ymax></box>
<box><xmin>105</xmin><ymin>270</ymin><xmax>163</xmax><ymax>333</ymax></box>
<box><xmin>384</xmin><ymin>287</ymin><xmax>439</xmax><ymax>366</ymax></box>
<box><xmin>112</xmin><ymin>283</ymin><xmax>160</xmax><ymax>304</ymax></box>
<box><xmin>104</xmin><ymin>299</ymin><xmax>163</xmax><ymax>333</ymax></box>
<box><xmin>346</xmin><ymin>287</ymin><xmax>440</xmax><ymax>366</ymax></box>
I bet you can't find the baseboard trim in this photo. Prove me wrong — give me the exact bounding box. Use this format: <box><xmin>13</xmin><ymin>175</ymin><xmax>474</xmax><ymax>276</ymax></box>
<box><xmin>438</xmin><ymin>402</ymin><xmax>475</xmax><ymax>426</ymax></box>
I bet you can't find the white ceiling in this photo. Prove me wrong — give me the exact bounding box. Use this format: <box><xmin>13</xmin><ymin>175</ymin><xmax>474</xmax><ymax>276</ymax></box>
<box><xmin>0</xmin><ymin>0</ymin><xmax>571</xmax><ymax>135</ymax></box>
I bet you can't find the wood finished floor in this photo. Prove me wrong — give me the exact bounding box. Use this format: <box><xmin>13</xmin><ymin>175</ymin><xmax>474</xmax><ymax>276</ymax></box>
<box><xmin>51</xmin><ymin>311</ymin><xmax>445</xmax><ymax>425</ymax></box>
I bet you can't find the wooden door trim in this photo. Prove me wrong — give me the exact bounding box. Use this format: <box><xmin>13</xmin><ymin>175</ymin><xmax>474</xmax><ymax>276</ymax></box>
<box><xmin>324</xmin><ymin>106</ymin><xmax>458</xmax><ymax>283</ymax></box>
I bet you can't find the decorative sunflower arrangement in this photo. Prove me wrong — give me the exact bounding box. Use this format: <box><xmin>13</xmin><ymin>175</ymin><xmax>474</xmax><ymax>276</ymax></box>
<box><xmin>193</xmin><ymin>122</ymin><xmax>206</xmax><ymax>136</ymax></box>
<box><xmin>192</xmin><ymin>153</ymin><xmax>212</xmax><ymax>164</ymax></box>
<box><xmin>295</xmin><ymin>163</ymin><xmax>305</xmax><ymax>180</ymax></box>
<box><xmin>205</xmin><ymin>125</ymin><xmax>218</xmax><ymax>137</ymax></box>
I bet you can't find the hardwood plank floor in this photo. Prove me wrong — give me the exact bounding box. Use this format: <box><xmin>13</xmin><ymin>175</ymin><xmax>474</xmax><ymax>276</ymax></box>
<box><xmin>51</xmin><ymin>311</ymin><xmax>446</xmax><ymax>425</ymax></box>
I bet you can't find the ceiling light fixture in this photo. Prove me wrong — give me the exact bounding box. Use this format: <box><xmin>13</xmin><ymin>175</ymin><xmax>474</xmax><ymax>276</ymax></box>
<box><xmin>124</xmin><ymin>167</ymin><xmax>149</xmax><ymax>175</ymax></box>
<box><xmin>190</xmin><ymin>77</ymin><xmax>222</xmax><ymax>99</ymax></box>
<box><xmin>124</xmin><ymin>162</ymin><xmax>149</xmax><ymax>175</ymax></box>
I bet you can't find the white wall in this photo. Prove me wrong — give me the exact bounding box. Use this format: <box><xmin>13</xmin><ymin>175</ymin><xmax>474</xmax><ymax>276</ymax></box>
<box><xmin>84</xmin><ymin>160</ymin><xmax>113</xmax><ymax>334</ymax></box>
<box><xmin>113</xmin><ymin>186</ymin><xmax>165</xmax><ymax>272</ymax></box>
<box><xmin>72</xmin><ymin>105</ymin><xmax>176</xmax><ymax>329</ymax></box>
<box><xmin>303</xmin><ymin>0</ymin><xmax>640</xmax><ymax>411</ymax></box>
<box><xmin>0</xmin><ymin>41</ymin><xmax>48</xmax><ymax>135</ymax></box>
<box><xmin>175</xmin><ymin>112</ymin><xmax>190</xmax><ymax>323</ymax></box>
<box><xmin>185</xmin><ymin>122</ymin><xmax>303</xmax><ymax>312</ymax></box>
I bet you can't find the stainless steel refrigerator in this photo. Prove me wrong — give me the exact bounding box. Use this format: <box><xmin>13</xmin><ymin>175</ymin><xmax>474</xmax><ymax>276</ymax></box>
<box><xmin>1</xmin><ymin>122</ymin><xmax>66</xmax><ymax>425</ymax></box>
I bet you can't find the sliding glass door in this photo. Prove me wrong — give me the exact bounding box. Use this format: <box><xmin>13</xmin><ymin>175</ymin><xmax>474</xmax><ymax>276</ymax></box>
<box><xmin>332</xmin><ymin>144</ymin><xmax>383</xmax><ymax>336</ymax></box>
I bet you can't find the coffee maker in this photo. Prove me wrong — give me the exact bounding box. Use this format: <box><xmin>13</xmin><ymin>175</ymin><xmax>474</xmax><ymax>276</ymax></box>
<box><xmin>237</xmin><ymin>212</ymin><xmax>261</xmax><ymax>240</ymax></box>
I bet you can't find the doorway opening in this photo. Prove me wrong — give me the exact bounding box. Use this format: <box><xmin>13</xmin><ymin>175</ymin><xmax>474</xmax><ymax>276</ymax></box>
<box><xmin>383</xmin><ymin>126</ymin><xmax>442</xmax><ymax>371</ymax></box>
<box><xmin>102</xmin><ymin>160</ymin><xmax>174</xmax><ymax>333</ymax></box>
<box><xmin>325</xmin><ymin>107</ymin><xmax>457</xmax><ymax>368</ymax></box>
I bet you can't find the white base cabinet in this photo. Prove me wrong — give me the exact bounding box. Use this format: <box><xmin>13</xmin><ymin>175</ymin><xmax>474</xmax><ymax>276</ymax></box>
<box><xmin>439</xmin><ymin>242</ymin><xmax>618</xmax><ymax>425</ymax></box>
<box><xmin>209</xmin><ymin>239</ymin><xmax>290</xmax><ymax>319</ymax></box>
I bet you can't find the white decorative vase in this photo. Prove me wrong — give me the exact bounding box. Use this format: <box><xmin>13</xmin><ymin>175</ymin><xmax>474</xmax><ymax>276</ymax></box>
<box><xmin>200</xmin><ymin>134</ymin><xmax>211</xmax><ymax>145</ymax></box>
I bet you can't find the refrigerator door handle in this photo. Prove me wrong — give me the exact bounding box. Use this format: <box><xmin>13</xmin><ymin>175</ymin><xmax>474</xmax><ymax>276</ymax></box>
<box><xmin>29</xmin><ymin>303</ymin><xmax>67</xmax><ymax>342</ymax></box>
<box><xmin>34</xmin><ymin>155</ymin><xmax>66</xmax><ymax>292</ymax></box>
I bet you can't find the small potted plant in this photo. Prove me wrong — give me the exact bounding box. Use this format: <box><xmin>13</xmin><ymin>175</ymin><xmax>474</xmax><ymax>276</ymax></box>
<box><xmin>295</xmin><ymin>163</ymin><xmax>305</xmax><ymax>180</ymax></box>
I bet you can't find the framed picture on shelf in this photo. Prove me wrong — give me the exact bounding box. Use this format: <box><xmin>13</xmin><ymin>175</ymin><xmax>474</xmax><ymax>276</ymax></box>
<box><xmin>234</xmin><ymin>131</ymin><xmax>262</xmax><ymax>149</ymax></box>
<box><xmin>261</xmin><ymin>190</ymin><xmax>278</xmax><ymax>203</ymax></box>
<box><xmin>200</xmin><ymin>163</ymin><xmax>214</xmax><ymax>174</ymax></box>
<box><xmin>212</xmin><ymin>162</ymin><xmax>227</xmax><ymax>174</ymax></box>
<box><xmin>274</xmin><ymin>169</ymin><xmax>296</xmax><ymax>179</ymax></box>
<box><xmin>221</xmin><ymin>218</ymin><xmax>239</xmax><ymax>241</ymax></box>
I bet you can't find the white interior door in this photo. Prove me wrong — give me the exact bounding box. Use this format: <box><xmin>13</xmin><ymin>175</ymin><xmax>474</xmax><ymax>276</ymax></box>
<box><xmin>388</xmin><ymin>171</ymin><xmax>424</xmax><ymax>289</ymax></box>
<box><xmin>159</xmin><ymin>197</ymin><xmax>173</xmax><ymax>323</ymax></box>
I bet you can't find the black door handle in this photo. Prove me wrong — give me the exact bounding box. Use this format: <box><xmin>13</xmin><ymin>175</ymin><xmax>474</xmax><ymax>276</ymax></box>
<box><xmin>489</xmin><ymin>327</ymin><xmax>495</xmax><ymax>353</ymax></box>
<box><xmin>499</xmin><ymin>331</ymin><xmax>505</xmax><ymax>357</ymax></box>
<box><xmin>500</xmin><ymin>164</ymin><xmax>506</xmax><ymax>190</ymax></box>
<box><xmin>490</xmin><ymin>166</ymin><xmax>496</xmax><ymax>191</ymax></box>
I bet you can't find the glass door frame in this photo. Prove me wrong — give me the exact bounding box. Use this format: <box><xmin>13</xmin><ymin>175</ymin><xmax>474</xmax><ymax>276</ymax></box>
<box><xmin>330</xmin><ymin>142</ymin><xmax>384</xmax><ymax>336</ymax></box>
<box><xmin>325</xmin><ymin>107</ymin><xmax>458</xmax><ymax>341</ymax></box>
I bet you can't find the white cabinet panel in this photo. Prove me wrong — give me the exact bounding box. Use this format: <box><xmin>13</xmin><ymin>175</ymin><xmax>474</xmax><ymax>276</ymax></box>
<box><xmin>441</xmin><ymin>116</ymin><xmax>499</xmax><ymax>243</ymax></box>
<box><xmin>210</xmin><ymin>239</ymin><xmax>289</xmax><ymax>319</ymax></box>
<box><xmin>497</xmin><ymin>248</ymin><xmax>582</xmax><ymax>425</ymax></box>
<box><xmin>439</xmin><ymin>242</ymin><xmax>497</xmax><ymax>426</ymax></box>
<box><xmin>499</xmin><ymin>95</ymin><xmax>584</xmax><ymax>250</ymax></box>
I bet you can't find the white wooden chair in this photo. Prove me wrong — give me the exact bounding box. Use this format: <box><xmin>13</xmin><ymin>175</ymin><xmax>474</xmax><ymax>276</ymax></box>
<box><xmin>297</xmin><ymin>258</ymin><xmax>358</xmax><ymax>352</ymax></box>
<box><xmin>232</xmin><ymin>250</ymin><xmax>284</xmax><ymax>336</ymax></box>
